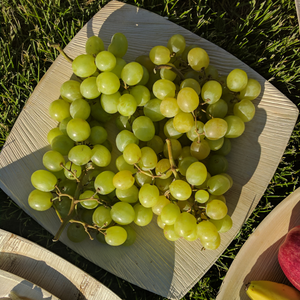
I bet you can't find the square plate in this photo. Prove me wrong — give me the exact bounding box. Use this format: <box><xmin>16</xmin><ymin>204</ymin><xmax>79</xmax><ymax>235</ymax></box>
<box><xmin>0</xmin><ymin>1</ymin><xmax>298</xmax><ymax>299</ymax></box>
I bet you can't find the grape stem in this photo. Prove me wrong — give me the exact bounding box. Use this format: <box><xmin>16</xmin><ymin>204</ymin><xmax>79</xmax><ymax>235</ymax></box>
<box><xmin>68</xmin><ymin>219</ymin><xmax>96</xmax><ymax>240</ymax></box>
<box><xmin>154</xmin><ymin>64</ymin><xmax>185</xmax><ymax>81</ymax></box>
<box><xmin>165</xmin><ymin>139</ymin><xmax>179</xmax><ymax>179</ymax></box>
<box><xmin>49</xmin><ymin>43</ymin><xmax>73</xmax><ymax>63</ymax></box>
<box><xmin>60</xmin><ymin>162</ymin><xmax>80</xmax><ymax>183</ymax></box>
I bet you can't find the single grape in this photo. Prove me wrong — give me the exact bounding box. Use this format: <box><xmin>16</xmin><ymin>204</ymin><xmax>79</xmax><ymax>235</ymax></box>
<box><xmin>67</xmin><ymin>118</ymin><xmax>91</xmax><ymax>142</ymax></box>
<box><xmin>203</xmin><ymin>118</ymin><xmax>228</xmax><ymax>140</ymax></box>
<box><xmin>238</xmin><ymin>78</ymin><xmax>261</xmax><ymax>100</ymax></box>
<box><xmin>205</xmin><ymin>65</ymin><xmax>219</xmax><ymax>80</ymax></box>
<box><xmin>210</xmin><ymin>214</ymin><xmax>233</xmax><ymax>233</ymax></box>
<box><xmin>201</xmin><ymin>80</ymin><xmax>222</xmax><ymax>105</ymax></box>
<box><xmin>169</xmin><ymin>180</ymin><xmax>192</xmax><ymax>201</ymax></box>
<box><xmin>68</xmin><ymin>145</ymin><xmax>92</xmax><ymax>166</ymax></box>
<box><xmin>123</xmin><ymin>143</ymin><xmax>142</xmax><ymax>165</ymax></box>
<box><xmin>138</xmin><ymin>147</ymin><xmax>158</xmax><ymax>171</ymax></box>
<box><xmin>85</xmin><ymin>36</ymin><xmax>104</xmax><ymax>55</ymax></box>
<box><xmin>79</xmin><ymin>190</ymin><xmax>98</xmax><ymax>210</ymax></box>
<box><xmin>177</xmin><ymin>87</ymin><xmax>199</xmax><ymax>112</ymax></box>
<box><xmin>91</xmin><ymin>144</ymin><xmax>111</xmax><ymax>167</ymax></box>
<box><xmin>96</xmin><ymin>71</ymin><xmax>120</xmax><ymax>95</ymax></box>
<box><xmin>149</xmin><ymin>45</ymin><xmax>171</xmax><ymax>65</ymax></box>
<box><xmin>188</xmin><ymin>47</ymin><xmax>210</xmax><ymax>71</ymax></box>
<box><xmin>144</xmin><ymin>98</ymin><xmax>165</xmax><ymax>122</ymax></box>
<box><xmin>195</xmin><ymin>190</ymin><xmax>210</xmax><ymax>203</ymax></box>
<box><xmin>53</xmin><ymin>197</ymin><xmax>71</xmax><ymax>219</ymax></box>
<box><xmin>135</xmin><ymin>171</ymin><xmax>153</xmax><ymax>187</ymax></box>
<box><xmin>151</xmin><ymin>195</ymin><xmax>170</xmax><ymax>215</ymax></box>
<box><xmin>214</xmin><ymin>137</ymin><xmax>232</xmax><ymax>156</ymax></box>
<box><xmin>64</xmin><ymin>161</ymin><xmax>82</xmax><ymax>180</ymax></box>
<box><xmin>31</xmin><ymin>170</ymin><xmax>57</xmax><ymax>192</ymax></box>
<box><xmin>233</xmin><ymin>99</ymin><xmax>255</xmax><ymax>122</ymax></box>
<box><xmin>116</xmin><ymin>185</ymin><xmax>139</xmax><ymax>203</ymax></box>
<box><xmin>101</xmin><ymin>91</ymin><xmax>121</xmax><ymax>114</ymax></box>
<box><xmin>155</xmin><ymin>176</ymin><xmax>173</xmax><ymax>193</ymax></box>
<box><xmin>139</xmin><ymin>183</ymin><xmax>159</xmax><ymax>208</ymax></box>
<box><xmin>152</xmin><ymin>79</ymin><xmax>176</xmax><ymax>100</ymax></box>
<box><xmin>95</xmin><ymin>50</ymin><xmax>117</xmax><ymax>72</ymax></box>
<box><xmin>160</xmin><ymin>63</ymin><xmax>177</xmax><ymax>81</ymax></box>
<box><xmin>161</xmin><ymin>203</ymin><xmax>180</xmax><ymax>225</ymax></box>
<box><xmin>117</xmin><ymin>94</ymin><xmax>137</xmax><ymax>116</ymax></box>
<box><xmin>173</xmin><ymin>111</ymin><xmax>194</xmax><ymax>133</ymax></box>
<box><xmin>206</xmin><ymin>99</ymin><xmax>228</xmax><ymax>119</ymax></box>
<box><xmin>108</xmin><ymin>32</ymin><xmax>128</xmax><ymax>58</ymax></box>
<box><xmin>130</xmin><ymin>85</ymin><xmax>151</xmax><ymax>106</ymax></box>
<box><xmin>197</xmin><ymin>220</ymin><xmax>220</xmax><ymax>249</ymax></box>
<box><xmin>164</xmin><ymin>118</ymin><xmax>183</xmax><ymax>139</ymax></box>
<box><xmin>160</xmin><ymin>97</ymin><xmax>179</xmax><ymax>118</ymax></box>
<box><xmin>113</xmin><ymin>170</ymin><xmax>135</xmax><ymax>190</ymax></box>
<box><xmin>110</xmin><ymin>202</ymin><xmax>135</xmax><ymax>225</ymax></box>
<box><xmin>180</xmin><ymin>78</ymin><xmax>201</xmax><ymax>95</ymax></box>
<box><xmin>206</xmin><ymin>199</ymin><xmax>228</xmax><ymax>220</ymax></box>
<box><xmin>190</xmin><ymin>139</ymin><xmax>211</xmax><ymax>160</ymax></box>
<box><xmin>224</xmin><ymin>115</ymin><xmax>245</xmax><ymax>138</ymax></box>
<box><xmin>206</xmin><ymin>154</ymin><xmax>228</xmax><ymax>175</ymax></box>
<box><xmin>178</xmin><ymin>156</ymin><xmax>198</xmax><ymax>176</ymax></box>
<box><xmin>167</xmin><ymin>34</ymin><xmax>186</xmax><ymax>56</ymax></box>
<box><xmin>121</xmin><ymin>62</ymin><xmax>144</xmax><ymax>86</ymax></box>
<box><xmin>72</xmin><ymin>54</ymin><xmax>97</xmax><ymax>78</ymax></box>
<box><xmin>155</xmin><ymin>158</ymin><xmax>172</xmax><ymax>179</ymax></box>
<box><xmin>116</xmin><ymin>155</ymin><xmax>136</xmax><ymax>174</ymax></box>
<box><xmin>206</xmin><ymin>137</ymin><xmax>224</xmax><ymax>151</ymax></box>
<box><xmin>105</xmin><ymin>226</ymin><xmax>127</xmax><ymax>246</ymax></box>
<box><xmin>186</xmin><ymin>121</ymin><xmax>204</xmax><ymax>142</ymax></box>
<box><xmin>94</xmin><ymin>171</ymin><xmax>115</xmax><ymax>195</ymax></box>
<box><xmin>28</xmin><ymin>189</ymin><xmax>53</xmax><ymax>211</ymax></box>
<box><xmin>42</xmin><ymin>150</ymin><xmax>65</xmax><ymax>172</ymax></box>
<box><xmin>186</xmin><ymin>161</ymin><xmax>207</xmax><ymax>186</ymax></box>
<box><xmin>227</xmin><ymin>68</ymin><xmax>248</xmax><ymax>92</ymax></box>
<box><xmin>80</xmin><ymin>77</ymin><xmax>101</xmax><ymax>99</ymax></box>
<box><xmin>164</xmin><ymin>224</ymin><xmax>180</xmax><ymax>241</ymax></box>
<box><xmin>88</xmin><ymin>125</ymin><xmax>108</xmax><ymax>145</ymax></box>
<box><xmin>49</xmin><ymin>99</ymin><xmax>71</xmax><ymax>122</ymax></box>
<box><xmin>47</xmin><ymin>127</ymin><xmax>64</xmax><ymax>144</ymax></box>
<box><xmin>132</xmin><ymin>116</ymin><xmax>155</xmax><ymax>142</ymax></box>
<box><xmin>174</xmin><ymin>212</ymin><xmax>197</xmax><ymax>237</ymax></box>
<box><xmin>116</xmin><ymin>130</ymin><xmax>139</xmax><ymax>152</ymax></box>
<box><xmin>92</xmin><ymin>206</ymin><xmax>112</xmax><ymax>228</ymax></box>
<box><xmin>133</xmin><ymin>203</ymin><xmax>153</xmax><ymax>226</ymax></box>
<box><xmin>60</xmin><ymin>80</ymin><xmax>82</xmax><ymax>102</ymax></box>
<box><xmin>67</xmin><ymin>223</ymin><xmax>88</xmax><ymax>243</ymax></box>
<box><xmin>207</xmin><ymin>174</ymin><xmax>231</xmax><ymax>195</ymax></box>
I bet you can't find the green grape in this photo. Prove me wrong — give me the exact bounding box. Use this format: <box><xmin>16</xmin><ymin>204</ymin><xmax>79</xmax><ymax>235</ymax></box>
<box><xmin>28</xmin><ymin>189</ymin><xmax>53</xmax><ymax>211</ymax></box>
<box><xmin>68</xmin><ymin>145</ymin><xmax>92</xmax><ymax>166</ymax></box>
<box><xmin>227</xmin><ymin>68</ymin><xmax>248</xmax><ymax>92</ymax></box>
<box><xmin>116</xmin><ymin>185</ymin><xmax>139</xmax><ymax>203</ymax></box>
<box><xmin>186</xmin><ymin>161</ymin><xmax>207</xmax><ymax>186</ymax></box>
<box><xmin>167</xmin><ymin>34</ymin><xmax>186</xmax><ymax>56</ymax></box>
<box><xmin>67</xmin><ymin>118</ymin><xmax>91</xmax><ymax>142</ymax></box>
<box><xmin>123</xmin><ymin>143</ymin><xmax>142</xmax><ymax>165</ymax></box>
<box><xmin>180</xmin><ymin>78</ymin><xmax>201</xmax><ymax>95</ymax></box>
<box><xmin>110</xmin><ymin>202</ymin><xmax>135</xmax><ymax>225</ymax></box>
<box><xmin>159</xmin><ymin>63</ymin><xmax>177</xmax><ymax>81</ymax></box>
<box><xmin>206</xmin><ymin>199</ymin><xmax>228</xmax><ymax>220</ymax></box>
<box><xmin>201</xmin><ymin>235</ymin><xmax>221</xmax><ymax>250</ymax></box>
<box><xmin>132</xmin><ymin>116</ymin><xmax>155</xmax><ymax>142</ymax></box>
<box><xmin>210</xmin><ymin>214</ymin><xmax>233</xmax><ymax>233</ymax></box>
<box><xmin>139</xmin><ymin>183</ymin><xmax>159</xmax><ymax>208</ymax></box>
<box><xmin>111</xmin><ymin>57</ymin><xmax>127</xmax><ymax>79</ymax></box>
<box><xmin>116</xmin><ymin>155</ymin><xmax>136</xmax><ymax>174</ymax></box>
<box><xmin>122</xmin><ymin>225</ymin><xmax>136</xmax><ymax>246</ymax></box>
<box><xmin>88</xmin><ymin>126</ymin><xmax>107</xmax><ymax>145</ymax></box>
<box><xmin>161</xmin><ymin>203</ymin><xmax>180</xmax><ymax>225</ymax></box>
<box><xmin>220</xmin><ymin>173</ymin><xmax>233</xmax><ymax>188</ymax></box>
<box><xmin>190</xmin><ymin>139</ymin><xmax>211</xmax><ymax>160</ymax></box>
<box><xmin>195</xmin><ymin>190</ymin><xmax>209</xmax><ymax>203</ymax></box>
<box><xmin>101</xmin><ymin>91</ymin><xmax>121</xmax><ymax>114</ymax></box>
<box><xmin>90</xmin><ymin>100</ymin><xmax>112</xmax><ymax>123</ymax></box>
<box><xmin>178</xmin><ymin>156</ymin><xmax>198</xmax><ymax>176</ymax></box>
<box><xmin>205</xmin><ymin>65</ymin><xmax>219</xmax><ymax>80</ymax></box>
<box><xmin>201</xmin><ymin>80</ymin><xmax>222</xmax><ymax>105</ymax></box>
<box><xmin>138</xmin><ymin>66</ymin><xmax>150</xmax><ymax>86</ymax></box>
<box><xmin>59</xmin><ymin>117</ymin><xmax>72</xmax><ymax>135</ymax></box>
<box><xmin>164</xmin><ymin>118</ymin><xmax>183</xmax><ymax>139</ymax></box>
<box><xmin>79</xmin><ymin>190</ymin><xmax>98</xmax><ymax>210</ymax></box>
<box><xmin>69</xmin><ymin>99</ymin><xmax>90</xmax><ymax>120</ymax></box>
<box><xmin>80</xmin><ymin>77</ymin><xmax>101</xmax><ymax>100</ymax></box>
<box><xmin>152</xmin><ymin>195</ymin><xmax>170</xmax><ymax>215</ymax></box>
<box><xmin>105</xmin><ymin>226</ymin><xmax>127</xmax><ymax>246</ymax></box>
<box><xmin>214</xmin><ymin>137</ymin><xmax>231</xmax><ymax>156</ymax></box>
<box><xmin>58</xmin><ymin>178</ymin><xmax>77</xmax><ymax>196</ymax></box>
<box><xmin>113</xmin><ymin>170</ymin><xmax>135</xmax><ymax>190</ymax></box>
<box><xmin>92</xmin><ymin>206</ymin><xmax>112</xmax><ymax>227</ymax></box>
<box><xmin>147</xmin><ymin>135</ymin><xmax>164</xmax><ymax>154</ymax></box>
<box><xmin>143</xmin><ymin>98</ymin><xmax>165</xmax><ymax>122</ymax></box>
<box><xmin>67</xmin><ymin>223</ymin><xmax>88</xmax><ymax>243</ymax></box>
<box><xmin>96</xmin><ymin>71</ymin><xmax>120</xmax><ymax>95</ymax></box>
<box><xmin>49</xmin><ymin>99</ymin><xmax>70</xmax><ymax>122</ymax></box>
<box><xmin>117</xmin><ymin>94</ymin><xmax>137</xmax><ymax>116</ymax></box>
<box><xmin>183</xmin><ymin>69</ymin><xmax>200</xmax><ymax>80</ymax></box>
<box><xmin>133</xmin><ymin>203</ymin><xmax>153</xmax><ymax>226</ymax></box>
<box><xmin>51</xmin><ymin>134</ymin><xmax>74</xmax><ymax>156</ymax></box>
<box><xmin>155</xmin><ymin>176</ymin><xmax>173</xmax><ymax>192</ymax></box>
<box><xmin>207</xmin><ymin>174</ymin><xmax>231</xmax><ymax>195</ymax></box>
<box><xmin>238</xmin><ymin>78</ymin><xmax>261</xmax><ymax>100</ymax></box>
<box><xmin>173</xmin><ymin>111</ymin><xmax>194</xmax><ymax>133</ymax></box>
<box><xmin>164</xmin><ymin>224</ymin><xmax>180</xmax><ymax>241</ymax></box>
<box><xmin>95</xmin><ymin>50</ymin><xmax>116</xmax><ymax>72</ymax></box>
<box><xmin>152</xmin><ymin>79</ymin><xmax>176</xmax><ymax>100</ymax></box>
<box><xmin>197</xmin><ymin>220</ymin><xmax>219</xmax><ymax>246</ymax></box>
<box><xmin>157</xmin><ymin>214</ymin><xmax>167</xmax><ymax>229</ymax></box>
<box><xmin>121</xmin><ymin>62</ymin><xmax>144</xmax><ymax>86</ymax></box>
<box><xmin>42</xmin><ymin>150</ymin><xmax>65</xmax><ymax>172</ymax></box>
<box><xmin>181</xmin><ymin>44</ymin><xmax>198</xmax><ymax>62</ymax></box>
<box><xmin>177</xmin><ymin>87</ymin><xmax>199</xmax><ymax>113</ymax></box>
<box><xmin>72</xmin><ymin>54</ymin><xmax>97</xmax><ymax>78</ymax></box>
<box><xmin>155</xmin><ymin>158</ymin><xmax>172</xmax><ymax>179</ymax></box>
<box><xmin>31</xmin><ymin>170</ymin><xmax>57</xmax><ymax>192</ymax></box>
<box><xmin>233</xmin><ymin>99</ymin><xmax>255</xmax><ymax>122</ymax></box>
<box><xmin>138</xmin><ymin>147</ymin><xmax>157</xmax><ymax>171</ymax></box>
<box><xmin>81</xmin><ymin>208</ymin><xmax>96</xmax><ymax>225</ymax></box>
<box><xmin>169</xmin><ymin>180</ymin><xmax>192</xmax><ymax>201</ymax></box>
<box><xmin>64</xmin><ymin>161</ymin><xmax>82</xmax><ymax>180</ymax></box>
<box><xmin>224</xmin><ymin>115</ymin><xmax>245</xmax><ymax>138</ymax></box>
<box><xmin>135</xmin><ymin>54</ymin><xmax>156</xmax><ymax>73</ymax></box>
<box><xmin>130</xmin><ymin>85</ymin><xmax>151</xmax><ymax>106</ymax></box>
<box><xmin>174</xmin><ymin>212</ymin><xmax>197</xmax><ymax>237</ymax></box>
<box><xmin>108</xmin><ymin>32</ymin><xmax>128</xmax><ymax>58</ymax></box>
<box><xmin>184</xmin><ymin>227</ymin><xmax>198</xmax><ymax>241</ymax></box>
<box><xmin>160</xmin><ymin>97</ymin><xmax>179</xmax><ymax>118</ymax></box>
<box><xmin>186</xmin><ymin>121</ymin><xmax>204</xmax><ymax>142</ymax></box>
<box><xmin>149</xmin><ymin>45</ymin><xmax>171</xmax><ymax>65</ymax></box>
<box><xmin>85</xmin><ymin>36</ymin><xmax>104</xmax><ymax>55</ymax></box>
<box><xmin>206</xmin><ymin>137</ymin><xmax>224</xmax><ymax>151</ymax></box>
<box><xmin>94</xmin><ymin>171</ymin><xmax>115</xmax><ymax>195</ymax></box>
<box><xmin>203</xmin><ymin>118</ymin><xmax>228</xmax><ymax>140</ymax></box>
<box><xmin>135</xmin><ymin>171</ymin><xmax>153</xmax><ymax>187</ymax></box>
<box><xmin>90</xmin><ymin>144</ymin><xmax>111</xmax><ymax>167</ymax></box>
<box><xmin>188</xmin><ymin>47</ymin><xmax>210</xmax><ymax>71</ymax></box>
<box><xmin>146</xmin><ymin>69</ymin><xmax>161</xmax><ymax>91</ymax></box>
<box><xmin>60</xmin><ymin>80</ymin><xmax>82</xmax><ymax>103</ymax></box>
<box><xmin>115</xmin><ymin>115</ymin><xmax>132</xmax><ymax>131</ymax></box>
<box><xmin>116</xmin><ymin>130</ymin><xmax>139</xmax><ymax>152</ymax></box>
<box><xmin>206</xmin><ymin>154</ymin><xmax>228</xmax><ymax>175</ymax></box>
<box><xmin>53</xmin><ymin>197</ymin><xmax>71</xmax><ymax>219</ymax></box>
<box><xmin>178</xmin><ymin>146</ymin><xmax>191</xmax><ymax>161</ymax></box>
<box><xmin>163</xmin><ymin>138</ymin><xmax>182</xmax><ymax>160</ymax></box>
<box><xmin>47</xmin><ymin>127</ymin><xmax>64</xmax><ymax>144</ymax></box>
<box><xmin>206</xmin><ymin>99</ymin><xmax>228</xmax><ymax>119</ymax></box>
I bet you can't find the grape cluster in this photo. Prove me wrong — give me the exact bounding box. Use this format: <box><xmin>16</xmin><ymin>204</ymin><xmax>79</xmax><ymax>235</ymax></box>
<box><xmin>28</xmin><ymin>33</ymin><xmax>261</xmax><ymax>249</ymax></box>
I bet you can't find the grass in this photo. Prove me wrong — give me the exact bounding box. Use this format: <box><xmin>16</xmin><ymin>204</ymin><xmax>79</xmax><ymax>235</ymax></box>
<box><xmin>0</xmin><ymin>0</ymin><xmax>300</xmax><ymax>299</ymax></box>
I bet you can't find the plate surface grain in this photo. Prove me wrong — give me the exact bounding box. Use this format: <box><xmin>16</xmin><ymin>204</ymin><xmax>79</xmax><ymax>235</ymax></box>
<box><xmin>216</xmin><ymin>187</ymin><xmax>300</xmax><ymax>300</ymax></box>
<box><xmin>0</xmin><ymin>1</ymin><xmax>298</xmax><ymax>299</ymax></box>
<box><xmin>0</xmin><ymin>229</ymin><xmax>121</xmax><ymax>300</ymax></box>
